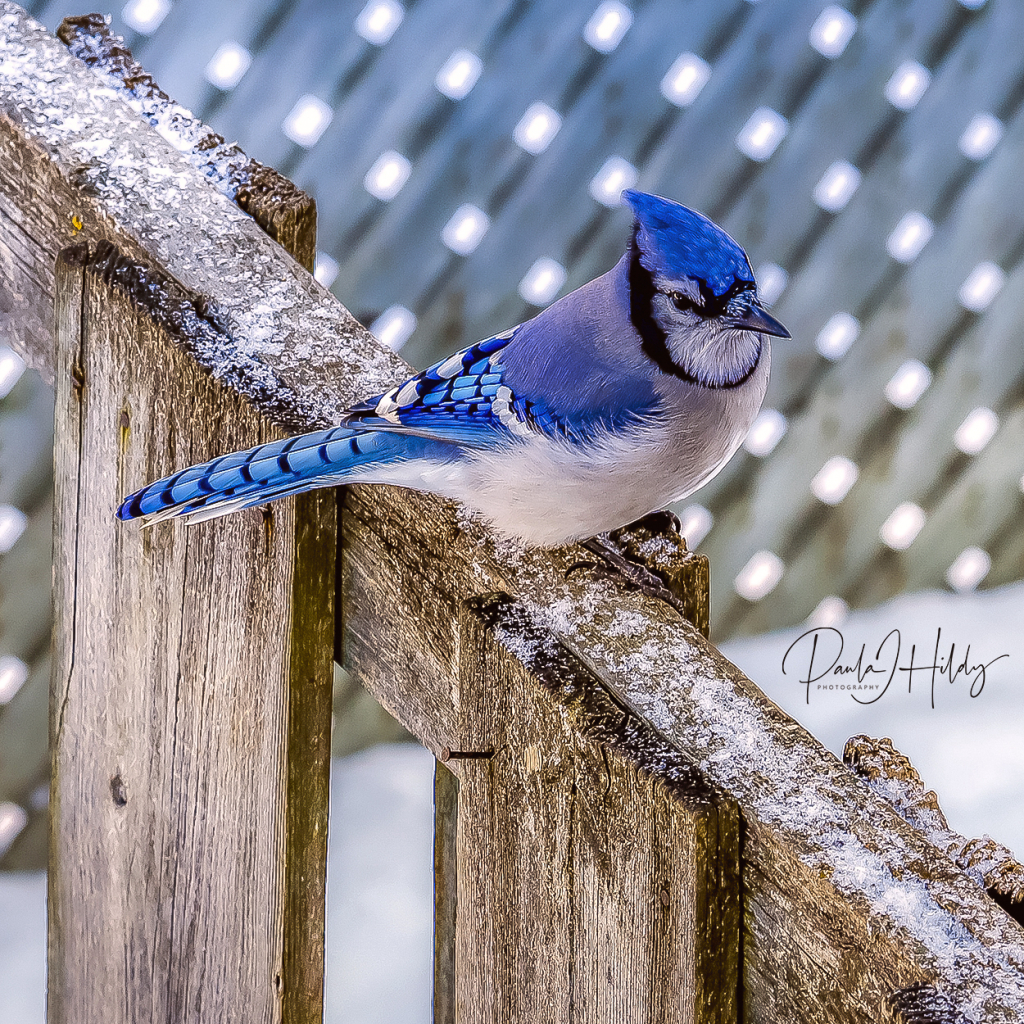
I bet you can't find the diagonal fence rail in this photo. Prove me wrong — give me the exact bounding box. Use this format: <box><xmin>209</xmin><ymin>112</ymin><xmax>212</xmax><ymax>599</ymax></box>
<box><xmin>1</xmin><ymin>5</ymin><xmax>1023</xmax><ymax>1022</ymax></box>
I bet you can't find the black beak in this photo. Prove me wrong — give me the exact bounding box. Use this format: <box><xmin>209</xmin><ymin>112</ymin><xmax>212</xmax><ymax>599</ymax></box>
<box><xmin>729</xmin><ymin>303</ymin><xmax>791</xmax><ymax>338</ymax></box>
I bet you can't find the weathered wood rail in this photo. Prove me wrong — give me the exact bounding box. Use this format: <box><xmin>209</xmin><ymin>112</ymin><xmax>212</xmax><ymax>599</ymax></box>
<box><xmin>2</xmin><ymin>5</ymin><xmax>1024</xmax><ymax>1022</ymax></box>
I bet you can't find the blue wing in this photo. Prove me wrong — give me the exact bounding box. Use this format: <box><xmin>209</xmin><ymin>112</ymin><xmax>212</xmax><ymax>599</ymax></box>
<box><xmin>343</xmin><ymin>327</ymin><xmax>563</xmax><ymax>446</ymax></box>
<box><xmin>118</xmin><ymin>328</ymin><xmax>565</xmax><ymax>526</ymax></box>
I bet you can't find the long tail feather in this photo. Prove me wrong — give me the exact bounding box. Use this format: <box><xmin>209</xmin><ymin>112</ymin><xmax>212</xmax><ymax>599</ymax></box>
<box><xmin>117</xmin><ymin>425</ymin><xmax>413</xmax><ymax>525</ymax></box>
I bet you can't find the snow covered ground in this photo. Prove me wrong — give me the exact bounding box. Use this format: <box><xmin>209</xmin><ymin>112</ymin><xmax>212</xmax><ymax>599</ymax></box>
<box><xmin>0</xmin><ymin>870</ymin><xmax>44</xmax><ymax>1024</ymax></box>
<box><xmin>324</xmin><ymin>743</ymin><xmax>435</xmax><ymax>1024</ymax></box>
<box><xmin>1</xmin><ymin>583</ymin><xmax>1021</xmax><ymax>1021</ymax></box>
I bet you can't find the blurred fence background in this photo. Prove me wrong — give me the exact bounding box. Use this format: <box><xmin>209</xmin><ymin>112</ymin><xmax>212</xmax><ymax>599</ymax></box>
<box><xmin>2</xmin><ymin>0</ymin><xmax>1022</xmax><ymax>872</ymax></box>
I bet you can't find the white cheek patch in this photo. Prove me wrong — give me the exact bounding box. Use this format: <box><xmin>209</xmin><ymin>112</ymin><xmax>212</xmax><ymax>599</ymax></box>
<box><xmin>649</xmin><ymin>282</ymin><xmax>763</xmax><ymax>388</ymax></box>
<box><xmin>681</xmin><ymin>324</ymin><xmax>762</xmax><ymax>387</ymax></box>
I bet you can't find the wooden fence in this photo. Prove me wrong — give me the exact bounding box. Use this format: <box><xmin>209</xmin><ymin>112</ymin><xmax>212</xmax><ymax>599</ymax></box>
<box><xmin>2</xmin><ymin>5</ymin><xmax>1023</xmax><ymax>1022</ymax></box>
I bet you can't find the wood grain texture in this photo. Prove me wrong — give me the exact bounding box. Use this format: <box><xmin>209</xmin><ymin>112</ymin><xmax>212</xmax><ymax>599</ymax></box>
<box><xmin>845</xmin><ymin>735</ymin><xmax>1024</xmax><ymax>926</ymax></box>
<box><xmin>50</xmin><ymin>244</ymin><xmax>334</xmax><ymax>1024</ymax></box>
<box><xmin>443</xmin><ymin>594</ymin><xmax>739</xmax><ymax>1024</ymax></box>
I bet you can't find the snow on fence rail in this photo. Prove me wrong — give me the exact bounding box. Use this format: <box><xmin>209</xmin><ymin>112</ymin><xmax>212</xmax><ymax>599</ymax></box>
<box><xmin>1</xmin><ymin>5</ymin><xmax>1023</xmax><ymax>1022</ymax></box>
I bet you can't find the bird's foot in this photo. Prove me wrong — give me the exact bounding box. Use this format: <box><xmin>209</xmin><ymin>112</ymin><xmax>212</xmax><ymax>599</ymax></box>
<box><xmin>583</xmin><ymin>533</ymin><xmax>687</xmax><ymax>614</ymax></box>
<box><xmin>580</xmin><ymin>511</ymin><xmax>710</xmax><ymax>636</ymax></box>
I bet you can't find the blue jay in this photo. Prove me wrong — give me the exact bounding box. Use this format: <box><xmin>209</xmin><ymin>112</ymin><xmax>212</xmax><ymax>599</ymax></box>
<box><xmin>118</xmin><ymin>190</ymin><xmax>788</xmax><ymax>546</ymax></box>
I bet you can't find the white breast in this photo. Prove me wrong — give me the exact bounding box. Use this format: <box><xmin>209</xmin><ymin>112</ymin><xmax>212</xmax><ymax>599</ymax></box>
<box><xmin>352</xmin><ymin>349</ymin><xmax>769</xmax><ymax>547</ymax></box>
<box><xmin>446</xmin><ymin>353</ymin><xmax>769</xmax><ymax>545</ymax></box>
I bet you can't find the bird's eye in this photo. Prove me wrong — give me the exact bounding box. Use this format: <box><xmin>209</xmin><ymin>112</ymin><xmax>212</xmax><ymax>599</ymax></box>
<box><xmin>667</xmin><ymin>290</ymin><xmax>701</xmax><ymax>314</ymax></box>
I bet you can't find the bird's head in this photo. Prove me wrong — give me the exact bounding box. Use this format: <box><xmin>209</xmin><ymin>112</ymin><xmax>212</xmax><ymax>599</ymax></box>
<box><xmin>624</xmin><ymin>189</ymin><xmax>789</xmax><ymax>388</ymax></box>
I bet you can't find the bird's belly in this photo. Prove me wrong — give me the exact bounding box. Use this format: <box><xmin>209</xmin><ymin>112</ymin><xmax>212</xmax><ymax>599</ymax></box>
<box><xmin>454</xmin><ymin>417</ymin><xmax>744</xmax><ymax>546</ymax></box>
<box><xmin>393</xmin><ymin>364</ymin><xmax>768</xmax><ymax>547</ymax></box>
<box><xmin>465</xmin><ymin>459</ymin><xmax>689</xmax><ymax>546</ymax></box>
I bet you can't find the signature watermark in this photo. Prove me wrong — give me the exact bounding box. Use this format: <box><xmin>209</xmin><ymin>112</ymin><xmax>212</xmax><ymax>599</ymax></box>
<box><xmin>781</xmin><ymin>627</ymin><xmax>1009</xmax><ymax>707</ymax></box>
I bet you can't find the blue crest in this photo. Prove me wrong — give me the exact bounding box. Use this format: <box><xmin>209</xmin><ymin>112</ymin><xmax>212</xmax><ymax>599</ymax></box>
<box><xmin>624</xmin><ymin>189</ymin><xmax>754</xmax><ymax>298</ymax></box>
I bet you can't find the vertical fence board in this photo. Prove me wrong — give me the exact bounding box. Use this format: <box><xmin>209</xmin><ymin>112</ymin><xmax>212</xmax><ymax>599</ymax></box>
<box><xmin>439</xmin><ymin>594</ymin><xmax>740</xmax><ymax>1024</ymax></box>
<box><xmin>50</xmin><ymin>244</ymin><xmax>334</xmax><ymax>1024</ymax></box>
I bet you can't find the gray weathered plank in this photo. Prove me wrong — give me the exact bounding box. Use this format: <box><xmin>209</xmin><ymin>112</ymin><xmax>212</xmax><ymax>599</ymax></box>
<box><xmin>37</xmin><ymin>13</ymin><xmax>332</xmax><ymax>1013</ymax></box>
<box><xmin>0</xmin><ymin>4</ymin><xmax>327</xmax><ymax>874</ymax></box>
<box><xmin>50</xmin><ymin>243</ymin><xmax>335</xmax><ymax>1024</ymax></box>
<box><xmin>26</xmin><ymin>0</ymin><xmax>1024</xmax><ymax>648</ymax></box>
<box><xmin>844</xmin><ymin>734</ymin><xmax>1024</xmax><ymax>923</ymax></box>
<box><xmin>0</xmin><ymin>3</ymin><xmax>344</xmax><ymax>388</ymax></box>
<box><xmin>442</xmin><ymin>593</ymin><xmax>739</xmax><ymax>1024</ymax></box>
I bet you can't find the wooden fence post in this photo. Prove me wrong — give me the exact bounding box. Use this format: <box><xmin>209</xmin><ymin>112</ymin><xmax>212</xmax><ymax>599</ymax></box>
<box><xmin>49</xmin><ymin>242</ymin><xmax>335</xmax><ymax>1023</ymax></box>
<box><xmin>436</xmin><ymin>593</ymin><xmax>740</xmax><ymax>1024</ymax></box>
